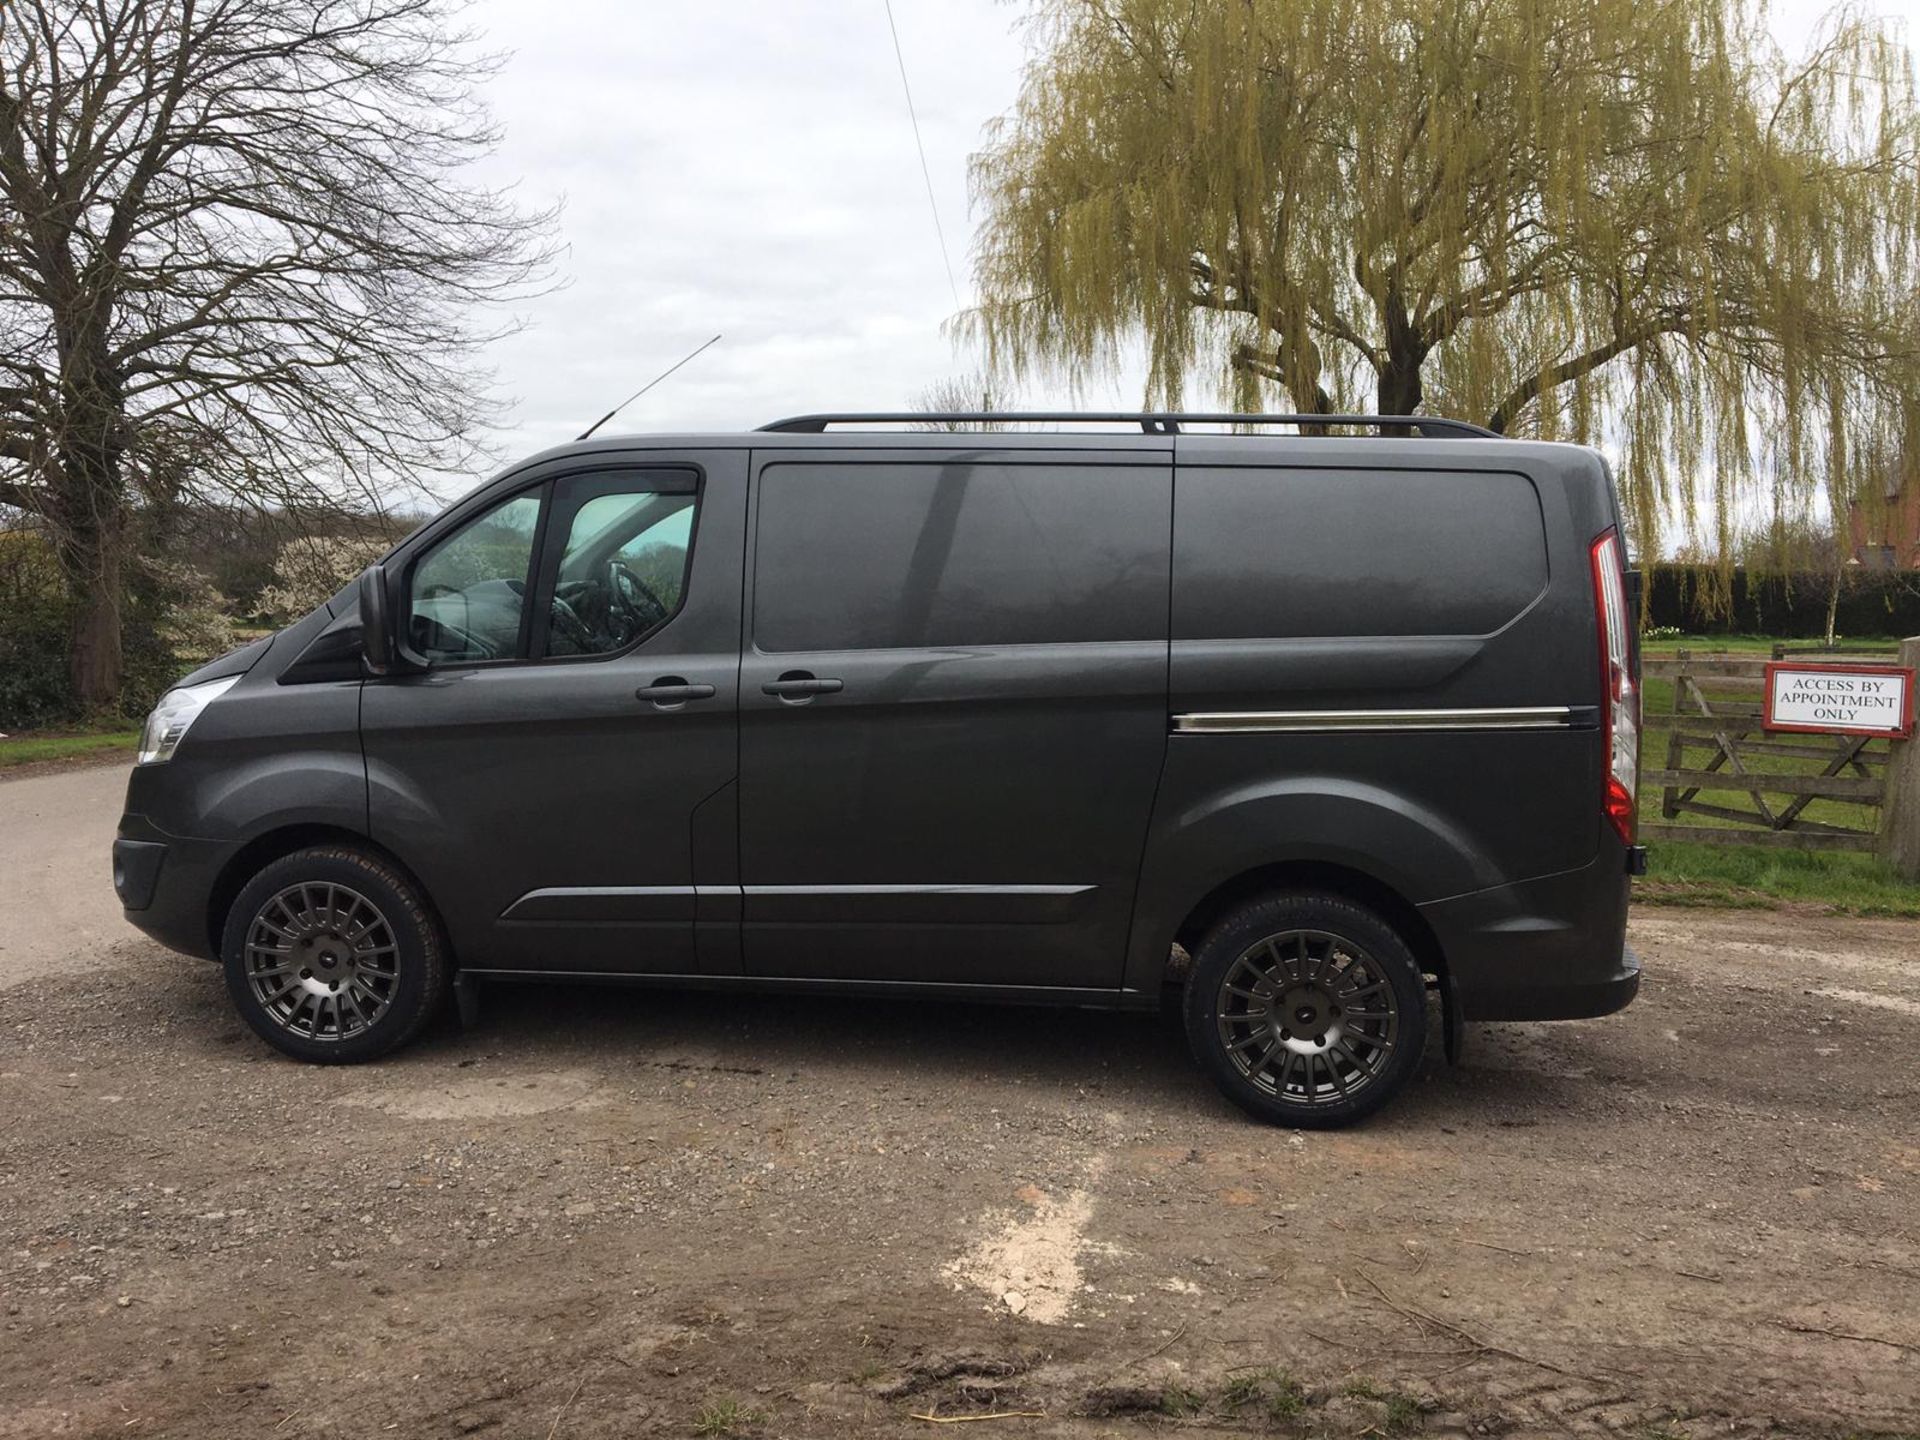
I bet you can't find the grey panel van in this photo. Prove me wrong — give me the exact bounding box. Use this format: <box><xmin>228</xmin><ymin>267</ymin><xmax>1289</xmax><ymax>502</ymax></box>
<box><xmin>114</xmin><ymin>413</ymin><xmax>1644</xmax><ymax>1127</ymax></box>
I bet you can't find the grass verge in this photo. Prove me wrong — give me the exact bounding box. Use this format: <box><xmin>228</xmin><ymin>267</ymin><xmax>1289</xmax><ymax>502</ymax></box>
<box><xmin>0</xmin><ymin>724</ymin><xmax>140</xmax><ymax>769</ymax></box>
<box><xmin>1640</xmin><ymin>838</ymin><xmax>1920</xmax><ymax>917</ymax></box>
<box><xmin>1640</xmin><ymin>634</ymin><xmax>1905</xmax><ymax>658</ymax></box>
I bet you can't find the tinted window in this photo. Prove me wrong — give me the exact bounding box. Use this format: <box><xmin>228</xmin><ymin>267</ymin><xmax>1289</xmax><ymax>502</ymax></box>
<box><xmin>549</xmin><ymin>488</ymin><xmax>698</xmax><ymax>656</ymax></box>
<box><xmin>407</xmin><ymin>492</ymin><xmax>541</xmax><ymax>662</ymax></box>
<box><xmin>753</xmin><ymin>461</ymin><xmax>1168</xmax><ymax>652</ymax></box>
<box><xmin>1174</xmin><ymin>466</ymin><xmax>1548</xmax><ymax>638</ymax></box>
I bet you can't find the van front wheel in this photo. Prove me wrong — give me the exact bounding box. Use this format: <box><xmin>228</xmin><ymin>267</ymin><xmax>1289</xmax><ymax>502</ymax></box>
<box><xmin>1184</xmin><ymin>892</ymin><xmax>1428</xmax><ymax>1128</ymax></box>
<box><xmin>221</xmin><ymin>845</ymin><xmax>448</xmax><ymax>1064</ymax></box>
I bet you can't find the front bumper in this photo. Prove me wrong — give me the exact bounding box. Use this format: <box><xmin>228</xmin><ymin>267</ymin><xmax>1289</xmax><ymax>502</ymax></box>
<box><xmin>111</xmin><ymin>838</ymin><xmax>167</xmax><ymax>911</ymax></box>
<box><xmin>115</xmin><ymin>811</ymin><xmax>234</xmax><ymax>962</ymax></box>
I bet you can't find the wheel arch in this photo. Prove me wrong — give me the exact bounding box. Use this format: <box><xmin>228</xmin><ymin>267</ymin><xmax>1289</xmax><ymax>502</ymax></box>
<box><xmin>1122</xmin><ymin>773</ymin><xmax>1495</xmax><ymax>998</ymax></box>
<box><xmin>1170</xmin><ymin>859</ymin><xmax>1448</xmax><ymax>989</ymax></box>
<box><xmin>1175</xmin><ymin>852</ymin><xmax>1443</xmax><ymax>963</ymax></box>
<box><xmin>206</xmin><ymin>824</ymin><xmax>442</xmax><ymax>961</ymax></box>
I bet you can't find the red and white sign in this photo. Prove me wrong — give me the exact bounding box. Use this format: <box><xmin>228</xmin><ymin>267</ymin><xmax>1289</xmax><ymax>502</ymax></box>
<box><xmin>1763</xmin><ymin>663</ymin><xmax>1914</xmax><ymax>738</ymax></box>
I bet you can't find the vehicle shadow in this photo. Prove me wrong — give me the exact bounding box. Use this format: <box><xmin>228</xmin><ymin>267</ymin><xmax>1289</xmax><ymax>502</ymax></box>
<box><xmin>420</xmin><ymin>978</ymin><xmax>1199</xmax><ymax>1097</ymax></box>
<box><xmin>396</xmin><ymin>977</ymin><xmax>1568</xmax><ymax>1128</ymax></box>
<box><xmin>132</xmin><ymin>948</ymin><xmax>1604</xmax><ymax>1128</ymax></box>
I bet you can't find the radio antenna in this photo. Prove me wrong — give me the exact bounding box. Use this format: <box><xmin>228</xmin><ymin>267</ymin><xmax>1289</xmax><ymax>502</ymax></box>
<box><xmin>577</xmin><ymin>333</ymin><xmax>723</xmax><ymax>440</ymax></box>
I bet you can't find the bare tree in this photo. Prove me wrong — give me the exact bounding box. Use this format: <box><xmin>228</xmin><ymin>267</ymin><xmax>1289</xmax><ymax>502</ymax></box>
<box><xmin>910</xmin><ymin>372</ymin><xmax>1007</xmax><ymax>431</ymax></box>
<box><xmin>0</xmin><ymin>0</ymin><xmax>555</xmax><ymax>706</ymax></box>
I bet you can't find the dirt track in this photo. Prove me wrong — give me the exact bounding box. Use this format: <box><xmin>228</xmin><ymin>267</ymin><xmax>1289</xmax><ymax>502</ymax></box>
<box><xmin>3</xmin><ymin>882</ymin><xmax>1919</xmax><ymax>1438</ymax></box>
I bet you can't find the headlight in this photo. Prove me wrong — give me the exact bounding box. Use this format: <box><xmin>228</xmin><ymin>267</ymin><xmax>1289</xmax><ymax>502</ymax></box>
<box><xmin>138</xmin><ymin>676</ymin><xmax>240</xmax><ymax>765</ymax></box>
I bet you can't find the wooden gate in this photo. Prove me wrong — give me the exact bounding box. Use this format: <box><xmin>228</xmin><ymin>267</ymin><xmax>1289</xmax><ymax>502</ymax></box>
<box><xmin>1640</xmin><ymin>651</ymin><xmax>1892</xmax><ymax>851</ymax></box>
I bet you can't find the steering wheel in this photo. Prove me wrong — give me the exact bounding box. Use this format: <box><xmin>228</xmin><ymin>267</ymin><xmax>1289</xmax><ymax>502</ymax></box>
<box><xmin>609</xmin><ymin>559</ymin><xmax>669</xmax><ymax>626</ymax></box>
<box><xmin>548</xmin><ymin>590</ymin><xmax>595</xmax><ymax>650</ymax></box>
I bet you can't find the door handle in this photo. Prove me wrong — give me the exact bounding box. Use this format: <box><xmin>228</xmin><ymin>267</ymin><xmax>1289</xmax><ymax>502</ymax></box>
<box><xmin>636</xmin><ymin>678</ymin><xmax>716</xmax><ymax>706</ymax></box>
<box><xmin>762</xmin><ymin>671</ymin><xmax>844</xmax><ymax>701</ymax></box>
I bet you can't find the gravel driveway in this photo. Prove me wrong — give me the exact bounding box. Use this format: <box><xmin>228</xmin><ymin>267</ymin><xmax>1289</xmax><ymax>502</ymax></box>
<box><xmin>3</xmin><ymin>762</ymin><xmax>1918</xmax><ymax>1438</ymax></box>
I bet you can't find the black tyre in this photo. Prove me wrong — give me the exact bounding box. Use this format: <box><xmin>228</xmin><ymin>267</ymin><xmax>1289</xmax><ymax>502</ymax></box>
<box><xmin>221</xmin><ymin>845</ymin><xmax>449</xmax><ymax>1064</ymax></box>
<box><xmin>1184</xmin><ymin>891</ymin><xmax>1428</xmax><ymax>1128</ymax></box>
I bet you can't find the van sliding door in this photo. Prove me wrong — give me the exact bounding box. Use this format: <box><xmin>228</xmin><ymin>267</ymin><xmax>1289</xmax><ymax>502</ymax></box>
<box><xmin>735</xmin><ymin>448</ymin><xmax>1172</xmax><ymax>990</ymax></box>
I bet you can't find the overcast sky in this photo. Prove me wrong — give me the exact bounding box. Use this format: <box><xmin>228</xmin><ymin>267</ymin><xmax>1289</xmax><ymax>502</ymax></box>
<box><xmin>459</xmin><ymin>0</ymin><xmax>1908</xmax><ymax>468</ymax></box>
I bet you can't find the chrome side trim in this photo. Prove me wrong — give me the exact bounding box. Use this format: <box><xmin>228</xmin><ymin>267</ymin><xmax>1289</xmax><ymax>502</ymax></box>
<box><xmin>499</xmin><ymin>885</ymin><xmax>694</xmax><ymax>924</ymax></box>
<box><xmin>1172</xmin><ymin>706</ymin><xmax>1574</xmax><ymax>734</ymax></box>
<box><xmin>739</xmin><ymin>883</ymin><xmax>1095</xmax><ymax>897</ymax></box>
<box><xmin>518</xmin><ymin>886</ymin><xmax>693</xmax><ymax>899</ymax></box>
<box><xmin>502</xmin><ymin>885</ymin><xmax>1098</xmax><ymax>925</ymax></box>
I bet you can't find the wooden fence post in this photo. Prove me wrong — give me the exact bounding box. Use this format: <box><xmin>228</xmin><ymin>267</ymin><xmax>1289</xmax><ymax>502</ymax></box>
<box><xmin>1881</xmin><ymin>636</ymin><xmax>1920</xmax><ymax>881</ymax></box>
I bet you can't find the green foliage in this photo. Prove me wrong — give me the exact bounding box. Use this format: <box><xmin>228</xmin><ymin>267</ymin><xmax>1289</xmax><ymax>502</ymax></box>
<box><xmin>692</xmin><ymin>1398</ymin><xmax>762</xmax><ymax>1436</ymax></box>
<box><xmin>968</xmin><ymin>0</ymin><xmax>1920</xmax><ymax>557</ymax></box>
<box><xmin>1221</xmin><ymin>1366</ymin><xmax>1307</xmax><ymax>1421</ymax></box>
<box><xmin>1645</xmin><ymin>566</ymin><xmax>1920</xmax><ymax>638</ymax></box>
<box><xmin>0</xmin><ymin>525</ymin><xmax>233</xmax><ymax>727</ymax></box>
<box><xmin>1383</xmin><ymin>1392</ymin><xmax>1427</xmax><ymax>1433</ymax></box>
<box><xmin>0</xmin><ymin>530</ymin><xmax>78</xmax><ymax>728</ymax></box>
<box><xmin>1342</xmin><ymin>1379</ymin><xmax>1426</xmax><ymax>1432</ymax></box>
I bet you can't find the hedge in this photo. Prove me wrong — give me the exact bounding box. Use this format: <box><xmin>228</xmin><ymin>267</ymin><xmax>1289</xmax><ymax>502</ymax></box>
<box><xmin>0</xmin><ymin>530</ymin><xmax>187</xmax><ymax>729</ymax></box>
<box><xmin>1643</xmin><ymin>565</ymin><xmax>1920</xmax><ymax>638</ymax></box>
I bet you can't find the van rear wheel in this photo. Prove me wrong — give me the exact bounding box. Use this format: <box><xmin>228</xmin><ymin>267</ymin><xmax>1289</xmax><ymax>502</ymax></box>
<box><xmin>1184</xmin><ymin>892</ymin><xmax>1428</xmax><ymax>1128</ymax></box>
<box><xmin>221</xmin><ymin>845</ymin><xmax>448</xmax><ymax>1064</ymax></box>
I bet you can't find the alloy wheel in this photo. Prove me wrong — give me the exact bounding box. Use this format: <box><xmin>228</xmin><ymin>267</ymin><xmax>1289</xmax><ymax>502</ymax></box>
<box><xmin>243</xmin><ymin>882</ymin><xmax>401</xmax><ymax>1041</ymax></box>
<box><xmin>1214</xmin><ymin>929</ymin><xmax>1401</xmax><ymax>1106</ymax></box>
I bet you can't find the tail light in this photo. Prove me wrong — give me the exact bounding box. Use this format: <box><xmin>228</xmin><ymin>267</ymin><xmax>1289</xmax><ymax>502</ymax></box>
<box><xmin>1590</xmin><ymin>530</ymin><xmax>1638</xmax><ymax>843</ymax></box>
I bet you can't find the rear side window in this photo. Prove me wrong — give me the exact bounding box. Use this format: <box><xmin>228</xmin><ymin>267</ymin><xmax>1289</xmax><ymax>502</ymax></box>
<box><xmin>1173</xmin><ymin>466</ymin><xmax>1548</xmax><ymax>638</ymax></box>
<box><xmin>753</xmin><ymin>461</ymin><xmax>1168</xmax><ymax>651</ymax></box>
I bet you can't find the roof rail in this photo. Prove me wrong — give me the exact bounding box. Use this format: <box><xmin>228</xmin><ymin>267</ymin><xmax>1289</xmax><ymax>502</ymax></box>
<box><xmin>756</xmin><ymin>411</ymin><xmax>1500</xmax><ymax>439</ymax></box>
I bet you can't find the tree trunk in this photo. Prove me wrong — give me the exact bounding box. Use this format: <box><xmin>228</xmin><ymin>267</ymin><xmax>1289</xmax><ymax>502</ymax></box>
<box><xmin>1377</xmin><ymin>359</ymin><xmax>1423</xmax><ymax>415</ymax></box>
<box><xmin>51</xmin><ymin>386</ymin><xmax>129</xmax><ymax>712</ymax></box>
<box><xmin>1376</xmin><ymin>288</ymin><xmax>1428</xmax><ymax>433</ymax></box>
<box><xmin>46</xmin><ymin>305</ymin><xmax>131</xmax><ymax>710</ymax></box>
<box><xmin>67</xmin><ymin>555</ymin><xmax>125</xmax><ymax>711</ymax></box>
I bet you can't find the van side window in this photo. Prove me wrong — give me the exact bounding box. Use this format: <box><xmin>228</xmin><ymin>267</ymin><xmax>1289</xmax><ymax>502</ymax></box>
<box><xmin>1173</xmin><ymin>466</ymin><xmax>1549</xmax><ymax>639</ymax></box>
<box><xmin>753</xmin><ymin>462</ymin><xmax>1167</xmax><ymax>651</ymax></box>
<box><xmin>547</xmin><ymin>488</ymin><xmax>698</xmax><ymax>657</ymax></box>
<box><xmin>406</xmin><ymin>492</ymin><xmax>542</xmax><ymax>663</ymax></box>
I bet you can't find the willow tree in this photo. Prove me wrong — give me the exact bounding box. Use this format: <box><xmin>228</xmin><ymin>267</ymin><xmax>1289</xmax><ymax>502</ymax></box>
<box><xmin>0</xmin><ymin>0</ymin><xmax>553</xmax><ymax>708</ymax></box>
<box><xmin>968</xmin><ymin>0</ymin><xmax>1920</xmax><ymax>550</ymax></box>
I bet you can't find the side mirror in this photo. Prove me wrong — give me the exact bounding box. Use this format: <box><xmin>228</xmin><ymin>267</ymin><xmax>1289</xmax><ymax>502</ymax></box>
<box><xmin>358</xmin><ymin>563</ymin><xmax>396</xmax><ymax>675</ymax></box>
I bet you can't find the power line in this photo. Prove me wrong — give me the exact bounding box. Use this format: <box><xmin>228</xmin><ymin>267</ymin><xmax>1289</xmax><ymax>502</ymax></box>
<box><xmin>882</xmin><ymin>0</ymin><xmax>962</xmax><ymax>312</ymax></box>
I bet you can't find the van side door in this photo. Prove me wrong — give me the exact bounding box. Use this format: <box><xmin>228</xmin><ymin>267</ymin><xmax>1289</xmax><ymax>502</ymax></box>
<box><xmin>361</xmin><ymin>450</ymin><xmax>745</xmax><ymax>977</ymax></box>
<box><xmin>735</xmin><ymin>446</ymin><xmax>1171</xmax><ymax>990</ymax></box>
